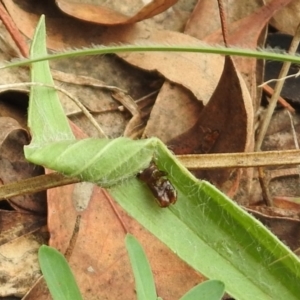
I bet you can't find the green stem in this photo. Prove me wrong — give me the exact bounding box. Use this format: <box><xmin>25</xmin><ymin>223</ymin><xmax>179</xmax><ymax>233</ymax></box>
<box><xmin>1</xmin><ymin>44</ymin><xmax>299</xmax><ymax>69</ymax></box>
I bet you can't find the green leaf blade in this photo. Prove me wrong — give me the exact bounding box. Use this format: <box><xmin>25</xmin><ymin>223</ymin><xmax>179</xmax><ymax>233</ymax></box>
<box><xmin>3</xmin><ymin>43</ymin><xmax>300</xmax><ymax>69</ymax></box>
<box><xmin>126</xmin><ymin>234</ymin><xmax>157</xmax><ymax>300</ymax></box>
<box><xmin>28</xmin><ymin>15</ymin><xmax>74</xmax><ymax>148</ymax></box>
<box><xmin>180</xmin><ymin>280</ymin><xmax>225</xmax><ymax>300</ymax></box>
<box><xmin>38</xmin><ymin>245</ymin><xmax>83</xmax><ymax>300</ymax></box>
<box><xmin>109</xmin><ymin>145</ymin><xmax>300</xmax><ymax>300</ymax></box>
<box><xmin>25</xmin><ymin>137</ymin><xmax>157</xmax><ymax>186</ymax></box>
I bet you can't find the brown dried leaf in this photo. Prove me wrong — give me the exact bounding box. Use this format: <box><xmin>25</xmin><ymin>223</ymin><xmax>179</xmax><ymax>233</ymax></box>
<box><xmin>169</xmin><ymin>57</ymin><xmax>253</xmax><ymax>195</ymax></box>
<box><xmin>120</xmin><ymin>29</ymin><xmax>224</xmax><ymax>104</ymax></box>
<box><xmin>177</xmin><ymin>0</ymin><xmax>293</xmax><ymax>200</ymax></box>
<box><xmin>140</xmin><ymin>1</ymin><xmax>286</xmax><ymax>153</ymax></box>
<box><xmin>3</xmin><ymin>0</ymin><xmax>190</xmax><ymax>50</ymax></box>
<box><xmin>203</xmin><ymin>0</ymin><xmax>293</xmax><ymax>110</ymax></box>
<box><xmin>267</xmin><ymin>0</ymin><xmax>300</xmax><ymax>35</ymax></box>
<box><xmin>57</xmin><ymin>0</ymin><xmax>132</xmax><ymax>24</ymax></box>
<box><xmin>55</xmin><ymin>0</ymin><xmax>179</xmax><ymax>25</ymax></box>
<box><xmin>119</xmin><ymin>29</ymin><xmax>224</xmax><ymax>139</ymax></box>
<box><xmin>0</xmin><ymin>117</ymin><xmax>46</xmax><ymax>213</ymax></box>
<box><xmin>143</xmin><ymin>81</ymin><xmax>203</xmax><ymax>142</ymax></box>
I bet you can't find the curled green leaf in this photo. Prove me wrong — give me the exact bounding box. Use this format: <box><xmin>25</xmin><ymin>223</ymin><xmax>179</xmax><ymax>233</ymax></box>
<box><xmin>25</xmin><ymin>137</ymin><xmax>157</xmax><ymax>186</ymax></box>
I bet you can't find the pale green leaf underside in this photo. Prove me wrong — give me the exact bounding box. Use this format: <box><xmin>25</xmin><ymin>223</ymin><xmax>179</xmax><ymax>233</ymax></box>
<box><xmin>180</xmin><ymin>280</ymin><xmax>225</xmax><ymax>300</ymax></box>
<box><xmin>126</xmin><ymin>234</ymin><xmax>157</xmax><ymax>300</ymax></box>
<box><xmin>28</xmin><ymin>15</ymin><xmax>300</xmax><ymax>300</ymax></box>
<box><xmin>39</xmin><ymin>245</ymin><xmax>83</xmax><ymax>300</ymax></box>
<box><xmin>28</xmin><ymin>15</ymin><xmax>74</xmax><ymax>146</ymax></box>
<box><xmin>25</xmin><ymin>138</ymin><xmax>157</xmax><ymax>186</ymax></box>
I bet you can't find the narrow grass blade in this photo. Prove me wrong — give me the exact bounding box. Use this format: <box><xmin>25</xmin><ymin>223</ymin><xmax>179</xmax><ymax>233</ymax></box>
<box><xmin>3</xmin><ymin>42</ymin><xmax>300</xmax><ymax>69</ymax></box>
<box><xmin>126</xmin><ymin>234</ymin><xmax>157</xmax><ymax>300</ymax></box>
<box><xmin>38</xmin><ymin>245</ymin><xmax>83</xmax><ymax>300</ymax></box>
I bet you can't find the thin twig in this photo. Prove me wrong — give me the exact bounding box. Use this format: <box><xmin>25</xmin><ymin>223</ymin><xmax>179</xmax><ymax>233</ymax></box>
<box><xmin>255</xmin><ymin>23</ymin><xmax>300</xmax><ymax>151</ymax></box>
<box><xmin>287</xmin><ymin>110</ymin><xmax>300</xmax><ymax>150</ymax></box>
<box><xmin>217</xmin><ymin>0</ymin><xmax>228</xmax><ymax>47</ymax></box>
<box><xmin>0</xmin><ymin>172</ymin><xmax>80</xmax><ymax>200</ymax></box>
<box><xmin>0</xmin><ymin>3</ymin><xmax>28</xmax><ymax>57</ymax></box>
<box><xmin>258</xmin><ymin>166</ymin><xmax>273</xmax><ymax>206</ymax></box>
<box><xmin>52</xmin><ymin>69</ymin><xmax>127</xmax><ymax>93</ymax></box>
<box><xmin>255</xmin><ymin>22</ymin><xmax>300</xmax><ymax>206</ymax></box>
<box><xmin>286</xmin><ymin>109</ymin><xmax>300</xmax><ymax>190</ymax></box>
<box><xmin>262</xmin><ymin>85</ymin><xmax>295</xmax><ymax>113</ymax></box>
<box><xmin>0</xmin><ymin>82</ymin><xmax>108</xmax><ymax>138</ymax></box>
<box><xmin>2</xmin><ymin>150</ymin><xmax>300</xmax><ymax>200</ymax></box>
<box><xmin>64</xmin><ymin>215</ymin><xmax>81</xmax><ymax>260</ymax></box>
<box><xmin>177</xmin><ymin>149</ymin><xmax>300</xmax><ymax>169</ymax></box>
<box><xmin>103</xmin><ymin>189</ymin><xmax>129</xmax><ymax>234</ymax></box>
<box><xmin>260</xmin><ymin>69</ymin><xmax>300</xmax><ymax>86</ymax></box>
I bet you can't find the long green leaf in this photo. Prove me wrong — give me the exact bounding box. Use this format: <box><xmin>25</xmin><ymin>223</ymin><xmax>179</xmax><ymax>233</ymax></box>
<box><xmin>126</xmin><ymin>234</ymin><xmax>157</xmax><ymax>300</ymax></box>
<box><xmin>28</xmin><ymin>16</ymin><xmax>300</xmax><ymax>300</ymax></box>
<box><xmin>109</xmin><ymin>149</ymin><xmax>300</xmax><ymax>300</ymax></box>
<box><xmin>2</xmin><ymin>41</ymin><xmax>300</xmax><ymax>69</ymax></box>
<box><xmin>28</xmin><ymin>15</ymin><xmax>74</xmax><ymax>147</ymax></box>
<box><xmin>38</xmin><ymin>245</ymin><xmax>83</xmax><ymax>300</ymax></box>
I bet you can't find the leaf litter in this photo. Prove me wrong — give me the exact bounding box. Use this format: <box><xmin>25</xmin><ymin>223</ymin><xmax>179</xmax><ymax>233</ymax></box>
<box><xmin>1</xmin><ymin>0</ymin><xmax>300</xmax><ymax>299</ymax></box>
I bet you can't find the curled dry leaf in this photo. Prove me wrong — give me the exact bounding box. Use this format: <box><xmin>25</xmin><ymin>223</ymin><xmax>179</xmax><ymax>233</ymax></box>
<box><xmin>0</xmin><ymin>117</ymin><xmax>46</xmax><ymax>213</ymax></box>
<box><xmin>266</xmin><ymin>0</ymin><xmax>300</xmax><ymax>35</ymax></box>
<box><xmin>176</xmin><ymin>0</ymin><xmax>293</xmax><ymax>201</ymax></box>
<box><xmin>55</xmin><ymin>0</ymin><xmax>179</xmax><ymax>25</ymax></box>
<box><xmin>203</xmin><ymin>0</ymin><xmax>293</xmax><ymax>111</ymax></box>
<box><xmin>169</xmin><ymin>56</ymin><xmax>253</xmax><ymax>195</ymax></box>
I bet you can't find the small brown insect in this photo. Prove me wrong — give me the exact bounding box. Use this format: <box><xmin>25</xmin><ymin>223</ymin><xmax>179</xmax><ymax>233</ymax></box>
<box><xmin>138</xmin><ymin>162</ymin><xmax>177</xmax><ymax>208</ymax></box>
